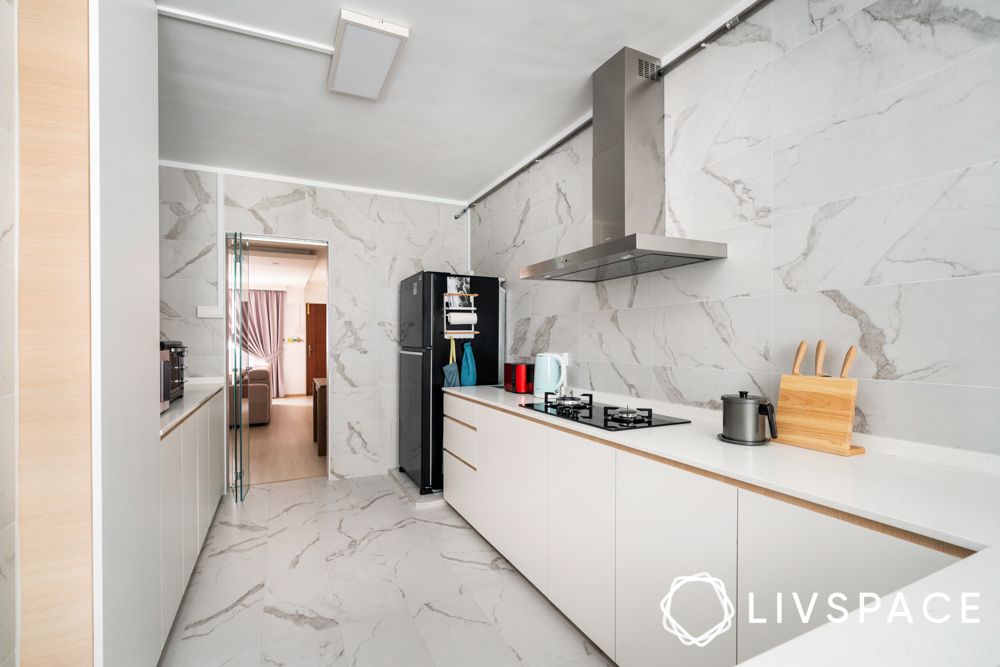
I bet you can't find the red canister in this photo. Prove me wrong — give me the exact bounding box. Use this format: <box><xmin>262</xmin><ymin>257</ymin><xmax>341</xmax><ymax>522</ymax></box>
<box><xmin>503</xmin><ymin>362</ymin><xmax>534</xmax><ymax>394</ymax></box>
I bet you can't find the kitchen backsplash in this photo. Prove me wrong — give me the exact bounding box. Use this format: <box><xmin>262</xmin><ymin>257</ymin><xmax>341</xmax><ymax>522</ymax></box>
<box><xmin>159</xmin><ymin>167</ymin><xmax>468</xmax><ymax>477</ymax></box>
<box><xmin>472</xmin><ymin>0</ymin><xmax>1000</xmax><ymax>455</ymax></box>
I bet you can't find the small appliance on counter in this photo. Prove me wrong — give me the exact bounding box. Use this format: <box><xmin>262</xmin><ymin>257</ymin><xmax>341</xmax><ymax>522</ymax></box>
<box><xmin>503</xmin><ymin>362</ymin><xmax>534</xmax><ymax>394</ymax></box>
<box><xmin>160</xmin><ymin>340</ymin><xmax>187</xmax><ymax>412</ymax></box>
<box><xmin>522</xmin><ymin>390</ymin><xmax>690</xmax><ymax>432</ymax></box>
<box><xmin>719</xmin><ymin>390</ymin><xmax>776</xmax><ymax>446</ymax></box>
<box><xmin>532</xmin><ymin>352</ymin><xmax>568</xmax><ymax>398</ymax></box>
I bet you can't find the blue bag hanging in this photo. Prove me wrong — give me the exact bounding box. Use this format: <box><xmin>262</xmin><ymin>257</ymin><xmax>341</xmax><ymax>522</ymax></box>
<box><xmin>442</xmin><ymin>339</ymin><xmax>460</xmax><ymax>387</ymax></box>
<box><xmin>460</xmin><ymin>341</ymin><xmax>477</xmax><ymax>386</ymax></box>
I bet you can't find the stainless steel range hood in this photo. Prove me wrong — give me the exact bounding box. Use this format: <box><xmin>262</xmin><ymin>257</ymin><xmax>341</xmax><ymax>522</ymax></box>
<box><xmin>520</xmin><ymin>47</ymin><xmax>726</xmax><ymax>282</ymax></box>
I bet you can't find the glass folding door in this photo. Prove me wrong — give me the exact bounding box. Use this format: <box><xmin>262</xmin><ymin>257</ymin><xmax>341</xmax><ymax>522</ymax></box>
<box><xmin>227</xmin><ymin>233</ymin><xmax>252</xmax><ymax>500</ymax></box>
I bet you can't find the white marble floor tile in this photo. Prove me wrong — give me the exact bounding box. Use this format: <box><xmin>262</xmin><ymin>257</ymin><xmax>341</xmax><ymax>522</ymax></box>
<box><xmin>163</xmin><ymin>474</ymin><xmax>603</xmax><ymax>667</ymax></box>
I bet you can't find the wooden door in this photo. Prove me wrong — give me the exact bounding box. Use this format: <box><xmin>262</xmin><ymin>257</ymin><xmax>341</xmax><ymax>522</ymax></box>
<box><xmin>306</xmin><ymin>303</ymin><xmax>327</xmax><ymax>395</ymax></box>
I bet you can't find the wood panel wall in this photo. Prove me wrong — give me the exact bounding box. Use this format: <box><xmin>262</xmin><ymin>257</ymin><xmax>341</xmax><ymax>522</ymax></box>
<box><xmin>18</xmin><ymin>0</ymin><xmax>94</xmax><ymax>663</ymax></box>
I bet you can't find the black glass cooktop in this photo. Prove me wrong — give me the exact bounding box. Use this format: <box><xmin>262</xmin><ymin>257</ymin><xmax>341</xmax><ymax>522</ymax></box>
<box><xmin>522</xmin><ymin>398</ymin><xmax>690</xmax><ymax>432</ymax></box>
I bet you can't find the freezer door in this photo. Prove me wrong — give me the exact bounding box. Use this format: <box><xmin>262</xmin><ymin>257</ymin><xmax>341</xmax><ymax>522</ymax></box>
<box><xmin>398</xmin><ymin>349</ymin><xmax>432</xmax><ymax>490</ymax></box>
<box><xmin>399</xmin><ymin>272</ymin><xmax>428</xmax><ymax>349</ymax></box>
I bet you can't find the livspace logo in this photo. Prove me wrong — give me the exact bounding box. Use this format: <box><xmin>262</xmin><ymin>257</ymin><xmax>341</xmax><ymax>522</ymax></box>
<box><xmin>660</xmin><ymin>572</ymin><xmax>982</xmax><ymax>648</ymax></box>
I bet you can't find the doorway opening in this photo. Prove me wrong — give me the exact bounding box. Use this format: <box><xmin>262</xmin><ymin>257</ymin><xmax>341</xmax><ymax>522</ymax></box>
<box><xmin>226</xmin><ymin>234</ymin><xmax>330</xmax><ymax>493</ymax></box>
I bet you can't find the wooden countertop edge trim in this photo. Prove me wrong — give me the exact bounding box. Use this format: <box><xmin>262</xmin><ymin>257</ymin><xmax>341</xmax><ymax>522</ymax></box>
<box><xmin>443</xmin><ymin>414</ymin><xmax>477</xmax><ymax>432</ymax></box>
<box><xmin>444</xmin><ymin>448</ymin><xmax>476</xmax><ymax>471</ymax></box>
<box><xmin>446</xmin><ymin>392</ymin><xmax>973</xmax><ymax>559</ymax></box>
<box><xmin>160</xmin><ymin>386</ymin><xmax>225</xmax><ymax>439</ymax></box>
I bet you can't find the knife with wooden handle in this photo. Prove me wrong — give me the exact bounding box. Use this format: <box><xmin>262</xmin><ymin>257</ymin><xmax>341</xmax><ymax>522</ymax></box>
<box><xmin>791</xmin><ymin>340</ymin><xmax>807</xmax><ymax>375</ymax></box>
<box><xmin>815</xmin><ymin>340</ymin><xmax>827</xmax><ymax>376</ymax></box>
<box><xmin>840</xmin><ymin>345</ymin><xmax>857</xmax><ymax>378</ymax></box>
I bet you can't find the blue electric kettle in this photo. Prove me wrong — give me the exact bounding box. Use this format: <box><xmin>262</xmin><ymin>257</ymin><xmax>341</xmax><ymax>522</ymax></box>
<box><xmin>533</xmin><ymin>353</ymin><xmax>568</xmax><ymax>398</ymax></box>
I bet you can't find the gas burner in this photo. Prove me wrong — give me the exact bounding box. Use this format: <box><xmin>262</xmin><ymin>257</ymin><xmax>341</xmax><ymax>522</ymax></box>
<box><xmin>544</xmin><ymin>391</ymin><xmax>593</xmax><ymax>411</ymax></box>
<box><xmin>603</xmin><ymin>405</ymin><xmax>653</xmax><ymax>428</ymax></box>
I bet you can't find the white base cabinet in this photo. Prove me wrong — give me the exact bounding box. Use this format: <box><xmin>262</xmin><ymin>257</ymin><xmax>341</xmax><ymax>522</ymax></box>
<box><xmin>548</xmin><ymin>430</ymin><xmax>615</xmax><ymax>659</ymax></box>
<box><xmin>159</xmin><ymin>390</ymin><xmax>227</xmax><ymax>646</ymax></box>
<box><xmin>615</xmin><ymin>451</ymin><xmax>737</xmax><ymax>667</ymax></box>
<box><xmin>440</xmin><ymin>394</ymin><xmax>962</xmax><ymax>667</ymax></box>
<box><xmin>736</xmin><ymin>490</ymin><xmax>958</xmax><ymax>661</ymax></box>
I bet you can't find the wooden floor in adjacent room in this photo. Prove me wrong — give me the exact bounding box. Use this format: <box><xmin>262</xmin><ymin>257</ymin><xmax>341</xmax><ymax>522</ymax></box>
<box><xmin>244</xmin><ymin>395</ymin><xmax>327</xmax><ymax>485</ymax></box>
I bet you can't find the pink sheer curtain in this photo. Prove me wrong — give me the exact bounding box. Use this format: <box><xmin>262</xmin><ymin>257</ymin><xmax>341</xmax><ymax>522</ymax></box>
<box><xmin>240</xmin><ymin>289</ymin><xmax>286</xmax><ymax>397</ymax></box>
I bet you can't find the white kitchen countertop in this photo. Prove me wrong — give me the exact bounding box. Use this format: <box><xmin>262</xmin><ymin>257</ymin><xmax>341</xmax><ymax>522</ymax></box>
<box><xmin>160</xmin><ymin>382</ymin><xmax>224</xmax><ymax>438</ymax></box>
<box><xmin>443</xmin><ymin>385</ymin><xmax>1000</xmax><ymax>666</ymax></box>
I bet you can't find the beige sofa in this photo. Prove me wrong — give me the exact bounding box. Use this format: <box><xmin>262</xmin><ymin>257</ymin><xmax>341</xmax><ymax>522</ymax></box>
<box><xmin>241</xmin><ymin>367</ymin><xmax>272</xmax><ymax>425</ymax></box>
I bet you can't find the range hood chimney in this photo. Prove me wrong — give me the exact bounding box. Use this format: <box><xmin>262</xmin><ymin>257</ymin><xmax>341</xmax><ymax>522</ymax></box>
<box><xmin>520</xmin><ymin>47</ymin><xmax>726</xmax><ymax>282</ymax></box>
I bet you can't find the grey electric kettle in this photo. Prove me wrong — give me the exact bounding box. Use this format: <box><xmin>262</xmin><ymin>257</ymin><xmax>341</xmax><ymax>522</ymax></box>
<box><xmin>718</xmin><ymin>391</ymin><xmax>777</xmax><ymax>446</ymax></box>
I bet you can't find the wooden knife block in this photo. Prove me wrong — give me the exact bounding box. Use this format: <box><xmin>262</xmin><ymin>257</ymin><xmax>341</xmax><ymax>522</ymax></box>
<box><xmin>774</xmin><ymin>374</ymin><xmax>865</xmax><ymax>456</ymax></box>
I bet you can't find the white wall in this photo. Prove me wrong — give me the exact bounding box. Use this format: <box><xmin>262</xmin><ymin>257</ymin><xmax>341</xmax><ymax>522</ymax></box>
<box><xmin>283</xmin><ymin>286</ymin><xmax>306</xmax><ymax>395</ymax></box>
<box><xmin>0</xmin><ymin>0</ymin><xmax>17</xmax><ymax>662</ymax></box>
<box><xmin>94</xmin><ymin>0</ymin><xmax>162</xmax><ymax>664</ymax></box>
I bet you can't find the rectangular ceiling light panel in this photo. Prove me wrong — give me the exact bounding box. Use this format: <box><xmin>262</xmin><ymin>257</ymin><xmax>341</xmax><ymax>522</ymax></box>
<box><xmin>327</xmin><ymin>9</ymin><xmax>409</xmax><ymax>101</ymax></box>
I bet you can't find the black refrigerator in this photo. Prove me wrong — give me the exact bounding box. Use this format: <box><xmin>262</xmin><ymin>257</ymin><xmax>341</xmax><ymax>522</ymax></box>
<box><xmin>398</xmin><ymin>271</ymin><xmax>502</xmax><ymax>493</ymax></box>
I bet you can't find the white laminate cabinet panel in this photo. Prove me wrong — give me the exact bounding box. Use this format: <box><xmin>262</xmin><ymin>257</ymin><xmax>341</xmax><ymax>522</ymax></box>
<box><xmin>444</xmin><ymin>449</ymin><xmax>476</xmax><ymax>523</ymax></box>
<box><xmin>209</xmin><ymin>393</ymin><xmax>225</xmax><ymax>505</ymax></box>
<box><xmin>197</xmin><ymin>407</ymin><xmax>211</xmax><ymax>547</ymax></box>
<box><xmin>500</xmin><ymin>417</ymin><xmax>548</xmax><ymax>593</ymax></box>
<box><xmin>615</xmin><ymin>452</ymin><xmax>737</xmax><ymax>667</ymax></box>
<box><xmin>443</xmin><ymin>416</ymin><xmax>477</xmax><ymax>468</ymax></box>
<box><xmin>181</xmin><ymin>418</ymin><xmax>199</xmax><ymax>581</ymax></box>
<box><xmin>548</xmin><ymin>429</ymin><xmax>616</xmax><ymax>658</ymax></box>
<box><xmin>736</xmin><ymin>490</ymin><xmax>958</xmax><ymax>662</ymax></box>
<box><xmin>474</xmin><ymin>407</ymin><xmax>507</xmax><ymax>552</ymax></box>
<box><xmin>443</xmin><ymin>393</ymin><xmax>477</xmax><ymax>427</ymax></box>
<box><xmin>159</xmin><ymin>428</ymin><xmax>183</xmax><ymax>644</ymax></box>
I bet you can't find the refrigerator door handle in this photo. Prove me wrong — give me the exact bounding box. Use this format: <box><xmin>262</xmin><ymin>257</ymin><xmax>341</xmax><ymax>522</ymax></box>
<box><xmin>400</xmin><ymin>350</ymin><xmax>425</xmax><ymax>356</ymax></box>
<box><xmin>498</xmin><ymin>279</ymin><xmax>506</xmax><ymax>381</ymax></box>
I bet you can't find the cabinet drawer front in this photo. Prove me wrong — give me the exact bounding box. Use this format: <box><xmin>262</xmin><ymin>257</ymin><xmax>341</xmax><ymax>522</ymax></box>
<box><xmin>443</xmin><ymin>415</ymin><xmax>477</xmax><ymax>468</ymax></box>
<box><xmin>443</xmin><ymin>393</ymin><xmax>477</xmax><ymax>427</ymax></box>
<box><xmin>444</xmin><ymin>448</ymin><xmax>476</xmax><ymax>521</ymax></box>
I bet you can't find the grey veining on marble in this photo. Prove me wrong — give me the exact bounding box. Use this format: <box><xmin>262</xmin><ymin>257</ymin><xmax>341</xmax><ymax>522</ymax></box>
<box><xmin>771</xmin><ymin>0</ymin><xmax>1000</xmax><ymax>137</ymax></box>
<box><xmin>0</xmin><ymin>133</ymin><xmax>14</xmax><ymax>268</ymax></box>
<box><xmin>773</xmin><ymin>45</ymin><xmax>1000</xmax><ymax>213</ymax></box>
<box><xmin>466</xmin><ymin>0</ymin><xmax>1000</xmax><ymax>454</ymax></box>
<box><xmin>774</xmin><ymin>160</ymin><xmax>1000</xmax><ymax>292</ymax></box>
<box><xmin>579</xmin><ymin>308</ymin><xmax>653</xmax><ymax>366</ymax></box>
<box><xmin>161</xmin><ymin>166</ymin><xmax>466</xmax><ymax>479</ymax></box>
<box><xmin>162</xmin><ymin>475</ymin><xmax>606</xmax><ymax>666</ymax></box>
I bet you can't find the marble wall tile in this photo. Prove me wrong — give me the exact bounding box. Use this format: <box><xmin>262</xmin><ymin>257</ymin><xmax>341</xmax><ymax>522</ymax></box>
<box><xmin>772</xmin><ymin>0</ymin><xmax>1000</xmax><ymax>137</ymax></box>
<box><xmin>650</xmin><ymin>222</ymin><xmax>772</xmax><ymax>305</ymax></box>
<box><xmin>475</xmin><ymin>171</ymin><xmax>529</xmax><ymax>222</ymax></box>
<box><xmin>329</xmin><ymin>352</ymin><xmax>378</xmax><ymax>390</ymax></box>
<box><xmin>160</xmin><ymin>168</ymin><xmax>217</xmax><ymax>241</ymax></box>
<box><xmin>0</xmin><ymin>132</ymin><xmax>13</xmax><ymax>267</ymax></box>
<box><xmin>160</xmin><ymin>239</ymin><xmax>217</xmax><ymax>282</ymax></box>
<box><xmin>529</xmin><ymin>126</ymin><xmax>593</xmax><ymax>196</ymax></box>
<box><xmin>530</xmin><ymin>281</ymin><xmax>580</xmax><ymax>316</ymax></box>
<box><xmin>664</xmin><ymin>5</ymin><xmax>773</xmax><ymax>116</ymax></box>
<box><xmin>579</xmin><ymin>308</ymin><xmax>653</xmax><ymax>365</ymax></box>
<box><xmin>773</xmin><ymin>275</ymin><xmax>1000</xmax><ymax>386</ymax></box>
<box><xmin>773</xmin><ymin>46</ymin><xmax>1000</xmax><ymax>213</ymax></box>
<box><xmin>329</xmin><ymin>250</ymin><xmax>376</xmax><ymax>289</ymax></box>
<box><xmin>665</xmin><ymin>141</ymin><xmax>772</xmax><ymax>238</ymax></box>
<box><xmin>0</xmin><ymin>397</ymin><xmax>11</xmax><ymax>529</ymax></box>
<box><xmin>576</xmin><ymin>274</ymin><xmax>649</xmax><ymax>312</ymax></box>
<box><xmin>0</xmin><ymin>0</ymin><xmax>12</xmax><ymax>138</ymax></box>
<box><xmin>570</xmin><ymin>360</ymin><xmax>654</xmax><ymax>399</ymax></box>
<box><xmin>774</xmin><ymin>160</ymin><xmax>1000</xmax><ymax>293</ymax></box>
<box><xmin>771</xmin><ymin>0</ymin><xmax>871</xmax><ymax>54</ymax></box>
<box><xmin>374</xmin><ymin>195</ymin><xmax>450</xmax><ymax>229</ymax></box>
<box><xmin>854</xmin><ymin>380</ymin><xmax>1000</xmax><ymax>455</ymax></box>
<box><xmin>507</xmin><ymin>313</ymin><xmax>579</xmax><ymax>360</ymax></box>
<box><xmin>376</xmin><ymin>222</ymin><xmax>439</xmax><ymax>260</ymax></box>
<box><xmin>330</xmin><ymin>283</ymin><xmax>376</xmax><ymax>322</ymax></box>
<box><xmin>652</xmin><ymin>366</ymin><xmax>775</xmax><ymax>409</ymax></box>
<box><xmin>652</xmin><ymin>297</ymin><xmax>772</xmax><ymax>372</ymax></box>
<box><xmin>0</xmin><ymin>265</ymin><xmax>11</xmax><ymax>396</ymax></box>
<box><xmin>160</xmin><ymin>279</ymin><xmax>227</xmax><ymax>353</ymax></box>
<box><xmin>526</xmin><ymin>166</ymin><xmax>591</xmax><ymax>238</ymax></box>
<box><xmin>666</xmin><ymin>66</ymin><xmax>771</xmax><ymax>177</ymax></box>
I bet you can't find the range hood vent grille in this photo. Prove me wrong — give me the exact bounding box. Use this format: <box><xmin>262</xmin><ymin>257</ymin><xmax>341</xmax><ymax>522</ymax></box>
<box><xmin>520</xmin><ymin>47</ymin><xmax>727</xmax><ymax>282</ymax></box>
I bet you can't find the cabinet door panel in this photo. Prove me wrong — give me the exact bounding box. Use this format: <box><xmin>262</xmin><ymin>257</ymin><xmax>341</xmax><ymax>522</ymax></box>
<box><xmin>737</xmin><ymin>490</ymin><xmax>958</xmax><ymax>661</ymax></box>
<box><xmin>616</xmin><ymin>452</ymin><xmax>737</xmax><ymax>667</ymax></box>
<box><xmin>548</xmin><ymin>430</ymin><xmax>615</xmax><ymax>658</ymax></box>
<box><xmin>159</xmin><ymin>429</ymin><xmax>183</xmax><ymax>643</ymax></box>
<box><xmin>474</xmin><ymin>407</ymin><xmax>507</xmax><ymax>551</ymax></box>
<box><xmin>197</xmin><ymin>407</ymin><xmax>211</xmax><ymax>547</ymax></box>
<box><xmin>442</xmin><ymin>416</ymin><xmax>477</xmax><ymax>468</ymax></box>
<box><xmin>181</xmin><ymin>418</ymin><xmax>199</xmax><ymax>580</ymax></box>
<box><xmin>500</xmin><ymin>417</ymin><xmax>548</xmax><ymax>592</ymax></box>
<box><xmin>209</xmin><ymin>393</ymin><xmax>225</xmax><ymax>505</ymax></box>
<box><xmin>443</xmin><ymin>449</ymin><xmax>475</xmax><ymax>522</ymax></box>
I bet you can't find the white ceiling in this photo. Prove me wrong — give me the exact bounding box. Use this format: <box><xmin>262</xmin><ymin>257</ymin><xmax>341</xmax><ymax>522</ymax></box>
<box><xmin>158</xmin><ymin>0</ymin><xmax>738</xmax><ymax>202</ymax></box>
